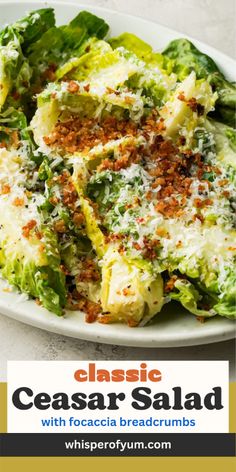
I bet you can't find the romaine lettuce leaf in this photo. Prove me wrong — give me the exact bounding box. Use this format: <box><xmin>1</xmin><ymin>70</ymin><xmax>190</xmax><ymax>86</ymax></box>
<box><xmin>72</xmin><ymin>159</ymin><xmax>164</xmax><ymax>325</ymax></box>
<box><xmin>12</xmin><ymin>8</ymin><xmax>55</xmax><ymax>49</ymax></box>
<box><xmin>163</xmin><ymin>38</ymin><xmax>219</xmax><ymax>80</ymax></box>
<box><xmin>0</xmin><ymin>8</ymin><xmax>55</xmax><ymax>50</ymax></box>
<box><xmin>214</xmin><ymin>270</ymin><xmax>236</xmax><ymax>319</ymax></box>
<box><xmin>31</xmin><ymin>80</ymin><xmax>145</xmax><ymax>150</ymax></box>
<box><xmin>0</xmin><ymin>109</ymin><xmax>66</xmax><ymax>314</ymax></box>
<box><xmin>109</xmin><ymin>33</ymin><xmax>176</xmax><ymax>106</ymax></box>
<box><xmin>109</xmin><ymin>32</ymin><xmax>154</xmax><ymax>61</ymax></box>
<box><xmin>55</xmin><ymin>39</ymin><xmax>141</xmax><ymax>97</ymax></box>
<box><xmin>0</xmin><ymin>227</ymin><xmax>66</xmax><ymax>316</ymax></box>
<box><xmin>68</xmin><ymin>10</ymin><xmax>109</xmax><ymax>39</ymax></box>
<box><xmin>0</xmin><ymin>27</ymin><xmax>29</xmax><ymax>110</ymax></box>
<box><xmin>162</xmin><ymin>38</ymin><xmax>236</xmax><ymax>128</ymax></box>
<box><xmin>206</xmin><ymin>119</ymin><xmax>236</xmax><ymax>170</ymax></box>
<box><xmin>0</xmin><ymin>107</ymin><xmax>33</xmax><ymax>150</ymax></box>
<box><xmin>0</xmin><ymin>9</ymin><xmax>55</xmax><ymax>110</ymax></box>
<box><xmin>0</xmin><ymin>150</ymin><xmax>66</xmax><ymax>314</ymax></box>
<box><xmin>100</xmin><ymin>246</ymin><xmax>163</xmax><ymax>325</ymax></box>
<box><xmin>170</xmin><ymin>278</ymin><xmax>217</xmax><ymax>317</ymax></box>
<box><xmin>27</xmin><ymin>11</ymin><xmax>109</xmax><ymax>91</ymax></box>
<box><xmin>159</xmin><ymin>71</ymin><xmax>216</xmax><ymax>143</ymax></box>
<box><xmin>170</xmin><ymin>272</ymin><xmax>236</xmax><ymax>320</ymax></box>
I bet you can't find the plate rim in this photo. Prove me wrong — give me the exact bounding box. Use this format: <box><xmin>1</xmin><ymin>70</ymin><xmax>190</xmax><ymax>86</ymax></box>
<box><xmin>0</xmin><ymin>304</ymin><xmax>236</xmax><ymax>349</ymax></box>
<box><xmin>0</xmin><ymin>281</ymin><xmax>235</xmax><ymax>347</ymax></box>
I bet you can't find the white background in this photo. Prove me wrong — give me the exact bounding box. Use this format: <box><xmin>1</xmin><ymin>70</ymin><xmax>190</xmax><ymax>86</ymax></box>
<box><xmin>0</xmin><ymin>0</ymin><xmax>235</xmax><ymax>379</ymax></box>
<box><xmin>7</xmin><ymin>361</ymin><xmax>229</xmax><ymax>433</ymax></box>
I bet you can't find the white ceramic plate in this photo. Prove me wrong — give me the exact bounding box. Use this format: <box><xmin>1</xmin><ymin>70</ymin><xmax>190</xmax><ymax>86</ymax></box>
<box><xmin>0</xmin><ymin>1</ymin><xmax>235</xmax><ymax>347</ymax></box>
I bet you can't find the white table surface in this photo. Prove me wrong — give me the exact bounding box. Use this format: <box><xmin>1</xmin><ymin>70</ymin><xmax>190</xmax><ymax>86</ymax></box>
<box><xmin>0</xmin><ymin>0</ymin><xmax>235</xmax><ymax>381</ymax></box>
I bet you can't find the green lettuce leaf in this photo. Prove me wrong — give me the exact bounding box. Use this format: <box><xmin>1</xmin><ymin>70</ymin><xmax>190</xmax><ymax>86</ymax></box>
<box><xmin>27</xmin><ymin>11</ymin><xmax>109</xmax><ymax>91</ymax></box>
<box><xmin>214</xmin><ymin>271</ymin><xmax>236</xmax><ymax>319</ymax></box>
<box><xmin>8</xmin><ymin>8</ymin><xmax>55</xmax><ymax>50</ymax></box>
<box><xmin>0</xmin><ymin>108</ymin><xmax>66</xmax><ymax>315</ymax></box>
<box><xmin>206</xmin><ymin>119</ymin><xmax>236</xmax><ymax>170</ymax></box>
<box><xmin>162</xmin><ymin>38</ymin><xmax>219</xmax><ymax>79</ymax></box>
<box><xmin>100</xmin><ymin>246</ymin><xmax>163</xmax><ymax>325</ymax></box>
<box><xmin>163</xmin><ymin>38</ymin><xmax>236</xmax><ymax>128</ymax></box>
<box><xmin>0</xmin><ymin>107</ymin><xmax>42</xmax><ymax>166</ymax></box>
<box><xmin>109</xmin><ymin>33</ymin><xmax>175</xmax><ymax>106</ymax></box>
<box><xmin>68</xmin><ymin>10</ymin><xmax>109</xmax><ymax>39</ymax></box>
<box><xmin>109</xmin><ymin>32</ymin><xmax>171</xmax><ymax>70</ymax></box>
<box><xmin>109</xmin><ymin>32</ymin><xmax>154</xmax><ymax>61</ymax></box>
<box><xmin>208</xmin><ymin>74</ymin><xmax>236</xmax><ymax>128</ymax></box>
<box><xmin>0</xmin><ymin>8</ymin><xmax>55</xmax><ymax>49</ymax></box>
<box><xmin>31</xmin><ymin>80</ymin><xmax>145</xmax><ymax>150</ymax></box>
<box><xmin>0</xmin><ymin>9</ymin><xmax>55</xmax><ymax>110</ymax></box>
<box><xmin>0</xmin><ymin>227</ymin><xmax>66</xmax><ymax>315</ymax></box>
<box><xmin>159</xmin><ymin>71</ymin><xmax>216</xmax><ymax>144</ymax></box>
<box><xmin>170</xmin><ymin>278</ymin><xmax>217</xmax><ymax>317</ymax></box>
<box><xmin>0</xmin><ymin>27</ymin><xmax>29</xmax><ymax>109</ymax></box>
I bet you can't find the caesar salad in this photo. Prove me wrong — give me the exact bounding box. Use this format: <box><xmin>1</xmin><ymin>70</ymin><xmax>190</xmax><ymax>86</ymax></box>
<box><xmin>0</xmin><ymin>8</ymin><xmax>235</xmax><ymax>326</ymax></box>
